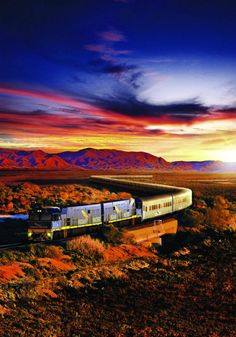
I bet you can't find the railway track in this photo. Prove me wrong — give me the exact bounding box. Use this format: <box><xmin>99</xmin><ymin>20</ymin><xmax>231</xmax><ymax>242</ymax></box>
<box><xmin>1</xmin><ymin>175</ymin><xmax>192</xmax><ymax>250</ymax></box>
<box><xmin>90</xmin><ymin>174</ymin><xmax>191</xmax><ymax>195</ymax></box>
<box><xmin>0</xmin><ymin>242</ymin><xmax>27</xmax><ymax>250</ymax></box>
<box><xmin>0</xmin><ymin>238</ymin><xmax>70</xmax><ymax>251</ymax></box>
<box><xmin>0</xmin><ymin>218</ymin><xmax>176</xmax><ymax>251</ymax></box>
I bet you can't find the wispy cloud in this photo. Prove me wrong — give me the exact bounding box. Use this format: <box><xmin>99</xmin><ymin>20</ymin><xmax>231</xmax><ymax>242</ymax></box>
<box><xmin>98</xmin><ymin>29</ymin><xmax>126</xmax><ymax>42</ymax></box>
<box><xmin>1</xmin><ymin>85</ymin><xmax>236</xmax><ymax>160</ymax></box>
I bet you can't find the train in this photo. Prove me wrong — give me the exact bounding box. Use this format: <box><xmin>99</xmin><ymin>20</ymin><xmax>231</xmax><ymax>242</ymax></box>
<box><xmin>28</xmin><ymin>176</ymin><xmax>192</xmax><ymax>240</ymax></box>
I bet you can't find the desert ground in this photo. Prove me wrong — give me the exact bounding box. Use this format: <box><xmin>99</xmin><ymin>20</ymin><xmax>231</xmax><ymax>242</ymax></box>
<box><xmin>0</xmin><ymin>170</ymin><xmax>235</xmax><ymax>336</ymax></box>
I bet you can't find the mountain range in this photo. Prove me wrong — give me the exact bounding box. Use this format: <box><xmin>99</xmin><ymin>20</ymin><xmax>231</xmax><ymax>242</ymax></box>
<box><xmin>0</xmin><ymin>148</ymin><xmax>235</xmax><ymax>172</ymax></box>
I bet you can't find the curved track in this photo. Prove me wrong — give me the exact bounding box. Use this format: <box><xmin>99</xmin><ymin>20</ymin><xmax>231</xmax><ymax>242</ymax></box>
<box><xmin>1</xmin><ymin>175</ymin><xmax>192</xmax><ymax>249</ymax></box>
<box><xmin>91</xmin><ymin>174</ymin><xmax>192</xmax><ymax>218</ymax></box>
<box><xmin>90</xmin><ymin>174</ymin><xmax>192</xmax><ymax>197</ymax></box>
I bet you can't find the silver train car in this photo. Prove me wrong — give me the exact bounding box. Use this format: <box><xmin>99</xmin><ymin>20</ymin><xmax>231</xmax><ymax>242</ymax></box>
<box><xmin>136</xmin><ymin>189</ymin><xmax>192</xmax><ymax>221</ymax></box>
<box><xmin>28</xmin><ymin>198</ymin><xmax>140</xmax><ymax>240</ymax></box>
<box><xmin>28</xmin><ymin>176</ymin><xmax>192</xmax><ymax>240</ymax></box>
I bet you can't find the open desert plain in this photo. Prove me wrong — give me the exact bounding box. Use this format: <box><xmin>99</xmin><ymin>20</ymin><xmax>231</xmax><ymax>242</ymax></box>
<box><xmin>0</xmin><ymin>170</ymin><xmax>235</xmax><ymax>337</ymax></box>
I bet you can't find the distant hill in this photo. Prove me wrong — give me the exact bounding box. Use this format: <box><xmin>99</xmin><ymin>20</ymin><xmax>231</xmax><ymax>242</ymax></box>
<box><xmin>0</xmin><ymin>148</ymin><xmax>76</xmax><ymax>169</ymax></box>
<box><xmin>172</xmin><ymin>160</ymin><xmax>236</xmax><ymax>172</ymax></box>
<box><xmin>0</xmin><ymin>147</ymin><xmax>235</xmax><ymax>171</ymax></box>
<box><xmin>58</xmin><ymin>148</ymin><xmax>172</xmax><ymax>170</ymax></box>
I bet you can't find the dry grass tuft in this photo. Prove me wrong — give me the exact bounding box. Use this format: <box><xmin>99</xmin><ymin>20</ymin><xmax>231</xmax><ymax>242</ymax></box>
<box><xmin>0</xmin><ymin>262</ymin><xmax>34</xmax><ymax>283</ymax></box>
<box><xmin>37</xmin><ymin>258</ymin><xmax>76</xmax><ymax>271</ymax></box>
<box><xmin>67</xmin><ymin>235</ymin><xmax>105</xmax><ymax>258</ymax></box>
<box><xmin>0</xmin><ymin>305</ymin><xmax>9</xmax><ymax>315</ymax></box>
<box><xmin>44</xmin><ymin>245</ymin><xmax>68</xmax><ymax>259</ymax></box>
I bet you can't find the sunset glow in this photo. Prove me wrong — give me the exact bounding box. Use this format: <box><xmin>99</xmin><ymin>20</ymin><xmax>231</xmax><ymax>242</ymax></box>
<box><xmin>1</xmin><ymin>1</ymin><xmax>236</xmax><ymax>162</ymax></box>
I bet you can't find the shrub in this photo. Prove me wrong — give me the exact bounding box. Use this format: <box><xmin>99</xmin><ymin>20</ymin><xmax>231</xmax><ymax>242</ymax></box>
<box><xmin>44</xmin><ymin>245</ymin><xmax>65</xmax><ymax>259</ymax></box>
<box><xmin>99</xmin><ymin>224</ymin><xmax>125</xmax><ymax>245</ymax></box>
<box><xmin>66</xmin><ymin>235</ymin><xmax>105</xmax><ymax>259</ymax></box>
<box><xmin>180</xmin><ymin>208</ymin><xmax>205</xmax><ymax>228</ymax></box>
<box><xmin>29</xmin><ymin>244</ymin><xmax>47</xmax><ymax>258</ymax></box>
<box><xmin>29</xmin><ymin>244</ymin><xmax>66</xmax><ymax>260</ymax></box>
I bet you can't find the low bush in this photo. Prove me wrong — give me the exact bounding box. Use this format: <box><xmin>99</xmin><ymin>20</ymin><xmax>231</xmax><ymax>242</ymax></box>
<box><xmin>66</xmin><ymin>235</ymin><xmax>105</xmax><ymax>259</ymax></box>
<box><xmin>29</xmin><ymin>244</ymin><xmax>65</xmax><ymax>259</ymax></box>
<box><xmin>99</xmin><ymin>224</ymin><xmax>125</xmax><ymax>245</ymax></box>
<box><xmin>44</xmin><ymin>245</ymin><xmax>66</xmax><ymax>259</ymax></box>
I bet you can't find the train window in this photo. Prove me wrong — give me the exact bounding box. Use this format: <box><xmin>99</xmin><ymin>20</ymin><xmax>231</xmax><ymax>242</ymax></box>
<box><xmin>87</xmin><ymin>210</ymin><xmax>91</xmax><ymax>214</ymax></box>
<box><xmin>66</xmin><ymin>218</ymin><xmax>71</xmax><ymax>226</ymax></box>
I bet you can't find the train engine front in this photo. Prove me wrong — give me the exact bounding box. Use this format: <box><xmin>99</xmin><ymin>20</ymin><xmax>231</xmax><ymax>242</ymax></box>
<box><xmin>28</xmin><ymin>206</ymin><xmax>62</xmax><ymax>240</ymax></box>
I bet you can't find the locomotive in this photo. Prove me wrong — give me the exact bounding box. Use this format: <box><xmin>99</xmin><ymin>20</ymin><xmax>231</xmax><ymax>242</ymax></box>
<box><xmin>28</xmin><ymin>176</ymin><xmax>192</xmax><ymax>240</ymax></box>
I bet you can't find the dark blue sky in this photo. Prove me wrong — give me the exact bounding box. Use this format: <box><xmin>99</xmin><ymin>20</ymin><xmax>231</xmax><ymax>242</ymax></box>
<box><xmin>0</xmin><ymin>0</ymin><xmax>236</xmax><ymax>161</ymax></box>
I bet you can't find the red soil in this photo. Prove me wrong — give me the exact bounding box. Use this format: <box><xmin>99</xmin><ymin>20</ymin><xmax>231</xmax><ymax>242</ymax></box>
<box><xmin>103</xmin><ymin>244</ymin><xmax>155</xmax><ymax>263</ymax></box>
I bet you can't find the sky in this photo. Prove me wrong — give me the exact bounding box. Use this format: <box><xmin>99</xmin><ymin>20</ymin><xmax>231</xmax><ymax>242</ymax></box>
<box><xmin>0</xmin><ymin>0</ymin><xmax>236</xmax><ymax>162</ymax></box>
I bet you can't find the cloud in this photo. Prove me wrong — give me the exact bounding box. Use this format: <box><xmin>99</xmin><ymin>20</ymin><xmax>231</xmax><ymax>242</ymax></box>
<box><xmin>88</xmin><ymin>91</ymin><xmax>211</xmax><ymax>122</ymax></box>
<box><xmin>1</xmin><ymin>86</ymin><xmax>236</xmax><ymax>148</ymax></box>
<box><xmin>84</xmin><ymin>26</ymin><xmax>146</xmax><ymax>90</ymax></box>
<box><xmin>84</xmin><ymin>44</ymin><xmax>130</xmax><ymax>57</ymax></box>
<box><xmin>98</xmin><ymin>30</ymin><xmax>126</xmax><ymax>42</ymax></box>
<box><xmin>88</xmin><ymin>56</ymin><xmax>143</xmax><ymax>89</ymax></box>
<box><xmin>103</xmin><ymin>63</ymin><xmax>136</xmax><ymax>74</ymax></box>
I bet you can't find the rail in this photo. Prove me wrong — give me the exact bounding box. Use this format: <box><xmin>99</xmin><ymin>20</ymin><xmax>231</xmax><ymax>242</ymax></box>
<box><xmin>90</xmin><ymin>174</ymin><xmax>192</xmax><ymax>195</ymax></box>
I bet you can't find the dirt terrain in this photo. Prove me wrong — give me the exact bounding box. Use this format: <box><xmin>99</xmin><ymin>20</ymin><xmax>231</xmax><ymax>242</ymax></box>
<box><xmin>0</xmin><ymin>229</ymin><xmax>235</xmax><ymax>337</ymax></box>
<box><xmin>0</xmin><ymin>171</ymin><xmax>235</xmax><ymax>336</ymax></box>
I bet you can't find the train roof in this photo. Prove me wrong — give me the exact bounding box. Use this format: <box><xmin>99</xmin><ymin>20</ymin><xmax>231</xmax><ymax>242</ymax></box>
<box><xmin>62</xmin><ymin>198</ymin><xmax>134</xmax><ymax>209</ymax></box>
<box><xmin>61</xmin><ymin>202</ymin><xmax>101</xmax><ymax>209</ymax></box>
<box><xmin>136</xmin><ymin>194</ymin><xmax>173</xmax><ymax>202</ymax></box>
